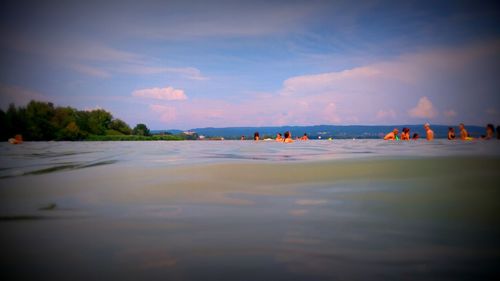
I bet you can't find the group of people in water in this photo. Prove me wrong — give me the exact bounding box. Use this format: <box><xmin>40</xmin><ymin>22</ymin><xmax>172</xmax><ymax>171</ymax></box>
<box><xmin>384</xmin><ymin>123</ymin><xmax>499</xmax><ymax>141</ymax></box>
<box><xmin>244</xmin><ymin>131</ymin><xmax>309</xmax><ymax>142</ymax></box>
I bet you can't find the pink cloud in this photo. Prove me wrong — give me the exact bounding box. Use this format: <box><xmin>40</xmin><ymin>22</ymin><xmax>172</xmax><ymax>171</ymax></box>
<box><xmin>137</xmin><ymin>40</ymin><xmax>499</xmax><ymax>128</ymax></box>
<box><xmin>443</xmin><ymin>109</ymin><xmax>457</xmax><ymax>118</ymax></box>
<box><xmin>132</xmin><ymin>87</ymin><xmax>187</xmax><ymax>101</ymax></box>
<box><xmin>408</xmin><ymin>97</ymin><xmax>438</xmax><ymax>119</ymax></box>
<box><xmin>150</xmin><ymin>104</ymin><xmax>177</xmax><ymax>123</ymax></box>
<box><xmin>376</xmin><ymin>109</ymin><xmax>397</xmax><ymax>120</ymax></box>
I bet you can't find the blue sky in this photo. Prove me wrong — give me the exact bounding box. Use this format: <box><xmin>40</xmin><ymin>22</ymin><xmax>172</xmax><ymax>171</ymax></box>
<box><xmin>1</xmin><ymin>0</ymin><xmax>499</xmax><ymax>129</ymax></box>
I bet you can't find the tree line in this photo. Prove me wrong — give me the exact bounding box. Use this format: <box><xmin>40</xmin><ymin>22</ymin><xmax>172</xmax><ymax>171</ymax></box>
<box><xmin>0</xmin><ymin>100</ymin><xmax>152</xmax><ymax>141</ymax></box>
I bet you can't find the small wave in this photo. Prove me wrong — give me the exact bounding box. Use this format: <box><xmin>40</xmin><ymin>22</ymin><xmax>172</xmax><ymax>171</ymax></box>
<box><xmin>0</xmin><ymin>159</ymin><xmax>118</xmax><ymax>179</ymax></box>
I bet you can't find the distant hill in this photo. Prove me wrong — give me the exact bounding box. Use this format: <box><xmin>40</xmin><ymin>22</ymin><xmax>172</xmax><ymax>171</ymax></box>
<box><xmin>173</xmin><ymin>125</ymin><xmax>487</xmax><ymax>139</ymax></box>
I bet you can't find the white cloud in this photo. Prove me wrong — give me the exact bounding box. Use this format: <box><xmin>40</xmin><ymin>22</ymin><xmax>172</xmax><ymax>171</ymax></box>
<box><xmin>281</xmin><ymin>66</ymin><xmax>380</xmax><ymax>95</ymax></box>
<box><xmin>132</xmin><ymin>87</ymin><xmax>187</xmax><ymax>101</ymax></box>
<box><xmin>408</xmin><ymin>97</ymin><xmax>438</xmax><ymax>119</ymax></box>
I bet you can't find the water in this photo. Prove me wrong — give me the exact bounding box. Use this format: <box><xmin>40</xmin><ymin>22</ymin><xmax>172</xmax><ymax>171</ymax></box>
<box><xmin>1</xmin><ymin>140</ymin><xmax>499</xmax><ymax>280</ymax></box>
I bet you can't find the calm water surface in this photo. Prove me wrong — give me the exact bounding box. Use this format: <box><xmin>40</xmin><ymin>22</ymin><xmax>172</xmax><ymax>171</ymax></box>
<box><xmin>1</xmin><ymin>140</ymin><xmax>500</xmax><ymax>280</ymax></box>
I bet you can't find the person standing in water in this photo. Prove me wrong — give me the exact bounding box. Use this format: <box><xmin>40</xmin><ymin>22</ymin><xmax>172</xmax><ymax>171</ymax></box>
<box><xmin>275</xmin><ymin>133</ymin><xmax>283</xmax><ymax>142</ymax></box>
<box><xmin>459</xmin><ymin>123</ymin><xmax>468</xmax><ymax>140</ymax></box>
<box><xmin>253</xmin><ymin>132</ymin><xmax>260</xmax><ymax>141</ymax></box>
<box><xmin>383</xmin><ymin>128</ymin><xmax>399</xmax><ymax>140</ymax></box>
<box><xmin>412</xmin><ymin>133</ymin><xmax>420</xmax><ymax>140</ymax></box>
<box><xmin>284</xmin><ymin>131</ymin><xmax>294</xmax><ymax>143</ymax></box>
<box><xmin>300</xmin><ymin>133</ymin><xmax>309</xmax><ymax>140</ymax></box>
<box><xmin>448</xmin><ymin>127</ymin><xmax>456</xmax><ymax>140</ymax></box>
<box><xmin>401</xmin><ymin>128</ymin><xmax>410</xmax><ymax>140</ymax></box>
<box><xmin>424</xmin><ymin>123</ymin><xmax>434</xmax><ymax>141</ymax></box>
<box><xmin>483</xmin><ymin>124</ymin><xmax>495</xmax><ymax>140</ymax></box>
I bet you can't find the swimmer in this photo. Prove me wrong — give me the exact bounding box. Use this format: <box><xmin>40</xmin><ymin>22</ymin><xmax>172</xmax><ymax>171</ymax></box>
<box><xmin>401</xmin><ymin>127</ymin><xmax>410</xmax><ymax>140</ymax></box>
<box><xmin>483</xmin><ymin>124</ymin><xmax>495</xmax><ymax>140</ymax></box>
<box><xmin>424</xmin><ymin>123</ymin><xmax>434</xmax><ymax>141</ymax></box>
<box><xmin>275</xmin><ymin>133</ymin><xmax>283</xmax><ymax>142</ymax></box>
<box><xmin>253</xmin><ymin>132</ymin><xmax>260</xmax><ymax>141</ymax></box>
<box><xmin>240</xmin><ymin>135</ymin><xmax>245</xmax><ymax>140</ymax></box>
<box><xmin>447</xmin><ymin>127</ymin><xmax>456</xmax><ymax>140</ymax></box>
<box><xmin>459</xmin><ymin>123</ymin><xmax>468</xmax><ymax>140</ymax></box>
<box><xmin>8</xmin><ymin>134</ymin><xmax>23</xmax><ymax>144</ymax></box>
<box><xmin>412</xmin><ymin>133</ymin><xmax>419</xmax><ymax>140</ymax></box>
<box><xmin>300</xmin><ymin>133</ymin><xmax>309</xmax><ymax>141</ymax></box>
<box><xmin>383</xmin><ymin>128</ymin><xmax>399</xmax><ymax>140</ymax></box>
<box><xmin>284</xmin><ymin>131</ymin><xmax>294</xmax><ymax>143</ymax></box>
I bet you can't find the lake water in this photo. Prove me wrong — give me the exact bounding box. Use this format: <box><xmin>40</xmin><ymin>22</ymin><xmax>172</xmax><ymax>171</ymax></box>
<box><xmin>1</xmin><ymin>140</ymin><xmax>500</xmax><ymax>280</ymax></box>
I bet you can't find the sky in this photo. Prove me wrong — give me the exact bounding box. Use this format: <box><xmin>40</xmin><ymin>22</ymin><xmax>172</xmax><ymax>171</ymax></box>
<box><xmin>1</xmin><ymin>0</ymin><xmax>499</xmax><ymax>129</ymax></box>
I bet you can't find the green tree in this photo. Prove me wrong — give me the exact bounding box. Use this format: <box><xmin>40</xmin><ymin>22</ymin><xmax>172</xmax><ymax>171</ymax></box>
<box><xmin>0</xmin><ymin>109</ymin><xmax>7</xmax><ymax>141</ymax></box>
<box><xmin>25</xmin><ymin>101</ymin><xmax>56</xmax><ymax>140</ymax></box>
<box><xmin>57</xmin><ymin>121</ymin><xmax>86</xmax><ymax>140</ymax></box>
<box><xmin>4</xmin><ymin>103</ymin><xmax>27</xmax><ymax>140</ymax></box>
<box><xmin>133</xmin><ymin>123</ymin><xmax>150</xmax><ymax>136</ymax></box>
<box><xmin>87</xmin><ymin>109</ymin><xmax>113</xmax><ymax>135</ymax></box>
<box><xmin>109</xmin><ymin>119</ymin><xmax>132</xmax><ymax>135</ymax></box>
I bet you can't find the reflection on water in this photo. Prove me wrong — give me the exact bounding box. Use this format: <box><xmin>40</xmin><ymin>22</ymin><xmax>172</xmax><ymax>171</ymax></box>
<box><xmin>0</xmin><ymin>140</ymin><xmax>500</xmax><ymax>280</ymax></box>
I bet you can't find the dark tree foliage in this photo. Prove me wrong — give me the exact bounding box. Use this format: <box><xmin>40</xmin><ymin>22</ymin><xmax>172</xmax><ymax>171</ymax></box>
<box><xmin>0</xmin><ymin>100</ymin><xmax>138</xmax><ymax>141</ymax></box>
<box><xmin>133</xmin><ymin>123</ymin><xmax>151</xmax><ymax>136</ymax></box>
<box><xmin>109</xmin><ymin>119</ymin><xmax>132</xmax><ymax>135</ymax></box>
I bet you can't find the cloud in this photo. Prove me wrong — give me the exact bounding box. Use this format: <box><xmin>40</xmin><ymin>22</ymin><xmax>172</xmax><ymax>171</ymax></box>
<box><xmin>116</xmin><ymin>66</ymin><xmax>208</xmax><ymax>80</ymax></box>
<box><xmin>443</xmin><ymin>109</ymin><xmax>457</xmax><ymax>118</ymax></box>
<box><xmin>296</xmin><ymin>199</ymin><xmax>328</xmax><ymax>206</ymax></box>
<box><xmin>71</xmin><ymin>64</ymin><xmax>111</xmax><ymax>78</ymax></box>
<box><xmin>376</xmin><ymin>109</ymin><xmax>397</xmax><ymax>120</ymax></box>
<box><xmin>134</xmin><ymin>39</ymin><xmax>500</xmax><ymax>128</ymax></box>
<box><xmin>132</xmin><ymin>87</ymin><xmax>187</xmax><ymax>101</ymax></box>
<box><xmin>0</xmin><ymin>84</ymin><xmax>50</xmax><ymax>109</ymax></box>
<box><xmin>281</xmin><ymin>66</ymin><xmax>381</xmax><ymax>95</ymax></box>
<box><xmin>150</xmin><ymin>104</ymin><xmax>177</xmax><ymax>123</ymax></box>
<box><xmin>1</xmin><ymin>31</ymin><xmax>207</xmax><ymax>80</ymax></box>
<box><xmin>124</xmin><ymin>1</ymin><xmax>319</xmax><ymax>39</ymax></box>
<box><xmin>486</xmin><ymin>108</ymin><xmax>498</xmax><ymax>116</ymax></box>
<box><xmin>408</xmin><ymin>97</ymin><xmax>437</xmax><ymax>119</ymax></box>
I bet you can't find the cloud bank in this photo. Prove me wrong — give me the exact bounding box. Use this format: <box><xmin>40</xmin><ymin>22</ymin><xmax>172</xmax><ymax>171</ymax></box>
<box><xmin>132</xmin><ymin>87</ymin><xmax>187</xmax><ymax>101</ymax></box>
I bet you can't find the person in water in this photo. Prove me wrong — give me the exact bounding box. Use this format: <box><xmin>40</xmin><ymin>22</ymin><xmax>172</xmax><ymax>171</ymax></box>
<box><xmin>483</xmin><ymin>124</ymin><xmax>495</xmax><ymax>140</ymax></box>
<box><xmin>284</xmin><ymin>131</ymin><xmax>294</xmax><ymax>143</ymax></box>
<box><xmin>383</xmin><ymin>128</ymin><xmax>399</xmax><ymax>140</ymax></box>
<box><xmin>275</xmin><ymin>133</ymin><xmax>283</xmax><ymax>142</ymax></box>
<box><xmin>8</xmin><ymin>134</ymin><xmax>23</xmax><ymax>144</ymax></box>
<box><xmin>300</xmin><ymin>133</ymin><xmax>309</xmax><ymax>140</ymax></box>
<box><xmin>424</xmin><ymin>123</ymin><xmax>434</xmax><ymax>141</ymax></box>
<box><xmin>253</xmin><ymin>132</ymin><xmax>260</xmax><ymax>141</ymax></box>
<box><xmin>459</xmin><ymin>123</ymin><xmax>468</xmax><ymax>140</ymax></box>
<box><xmin>412</xmin><ymin>133</ymin><xmax>419</xmax><ymax>140</ymax></box>
<box><xmin>448</xmin><ymin>127</ymin><xmax>456</xmax><ymax>140</ymax></box>
<box><xmin>240</xmin><ymin>135</ymin><xmax>245</xmax><ymax>140</ymax></box>
<box><xmin>401</xmin><ymin>127</ymin><xmax>410</xmax><ymax>140</ymax></box>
